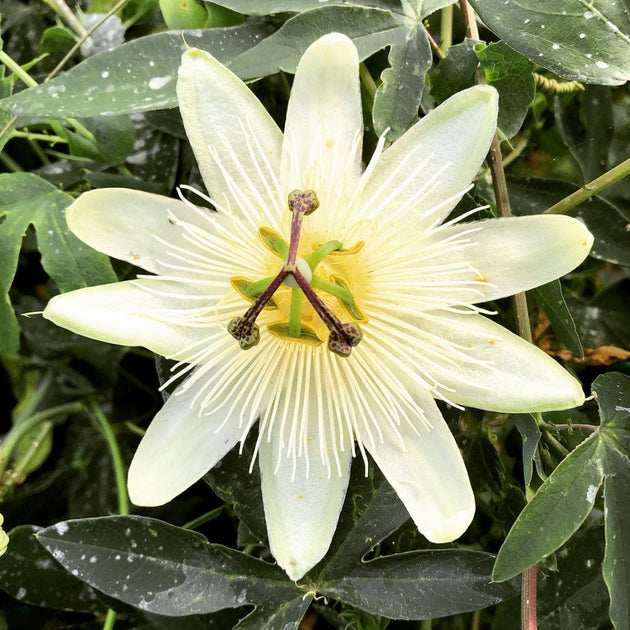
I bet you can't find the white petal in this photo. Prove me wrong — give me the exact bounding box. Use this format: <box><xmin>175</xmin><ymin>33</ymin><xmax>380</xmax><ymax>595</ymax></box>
<box><xmin>128</xmin><ymin>374</ymin><xmax>244</xmax><ymax>506</ymax></box>
<box><xmin>416</xmin><ymin>311</ymin><xmax>585</xmax><ymax>411</ymax></box>
<box><xmin>66</xmin><ymin>188</ymin><xmax>218</xmax><ymax>274</ymax></box>
<box><xmin>177</xmin><ymin>49</ymin><xmax>283</xmax><ymax>223</ymax></box>
<box><xmin>259</xmin><ymin>423</ymin><xmax>352</xmax><ymax>580</ymax></box>
<box><xmin>361</xmin><ymin>85</ymin><xmax>498</xmax><ymax>228</ymax></box>
<box><xmin>280</xmin><ymin>33</ymin><xmax>362</xmax><ymax>222</ymax></box>
<box><xmin>363</xmin><ymin>391</ymin><xmax>474</xmax><ymax>543</ymax></box>
<box><xmin>427</xmin><ymin>215</ymin><xmax>593</xmax><ymax>303</ymax></box>
<box><xmin>43</xmin><ymin>279</ymin><xmax>209</xmax><ymax>359</ymax></box>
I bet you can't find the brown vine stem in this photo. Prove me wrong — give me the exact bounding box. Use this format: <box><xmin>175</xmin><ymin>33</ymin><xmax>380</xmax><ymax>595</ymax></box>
<box><xmin>460</xmin><ymin>2</ymin><xmax>537</xmax><ymax>629</ymax></box>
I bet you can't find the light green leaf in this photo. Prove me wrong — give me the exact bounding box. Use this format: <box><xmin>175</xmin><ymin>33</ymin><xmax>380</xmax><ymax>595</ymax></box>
<box><xmin>475</xmin><ymin>41</ymin><xmax>535</xmax><ymax>137</ymax></box>
<box><xmin>0</xmin><ymin>173</ymin><xmax>116</xmax><ymax>355</ymax></box>
<box><xmin>492</xmin><ymin>433</ymin><xmax>605</xmax><ymax>582</ymax></box>
<box><xmin>37</xmin><ymin>515</ymin><xmax>299</xmax><ymax>616</ymax></box>
<box><xmin>532</xmin><ymin>279</ymin><xmax>583</xmax><ymax>357</ymax></box>
<box><xmin>322</xmin><ymin>550</ymin><xmax>519</xmax><ymax>619</ymax></box>
<box><xmin>0</xmin><ymin>23</ymin><xmax>274</xmax><ymax>118</ymax></box>
<box><xmin>372</xmin><ymin>23</ymin><xmax>432</xmax><ymax>141</ymax></box>
<box><xmin>228</xmin><ymin>5</ymin><xmax>408</xmax><ymax>78</ymax></box>
<box><xmin>469</xmin><ymin>0</ymin><xmax>630</xmax><ymax>85</ymax></box>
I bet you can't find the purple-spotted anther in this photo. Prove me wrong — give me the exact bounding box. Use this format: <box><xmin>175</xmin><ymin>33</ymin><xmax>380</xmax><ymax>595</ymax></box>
<box><xmin>43</xmin><ymin>34</ymin><xmax>593</xmax><ymax>580</ymax></box>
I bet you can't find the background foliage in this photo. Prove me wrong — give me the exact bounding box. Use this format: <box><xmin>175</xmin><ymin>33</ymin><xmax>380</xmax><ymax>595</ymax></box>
<box><xmin>1</xmin><ymin>0</ymin><xmax>629</xmax><ymax>628</ymax></box>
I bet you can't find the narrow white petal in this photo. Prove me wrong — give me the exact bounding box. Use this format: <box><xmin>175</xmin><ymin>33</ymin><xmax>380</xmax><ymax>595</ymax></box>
<box><xmin>66</xmin><ymin>188</ymin><xmax>220</xmax><ymax>274</ymax></box>
<box><xmin>280</xmin><ymin>33</ymin><xmax>362</xmax><ymax>227</ymax></box>
<box><xmin>128</xmin><ymin>375</ymin><xmax>245</xmax><ymax>506</ymax></box>
<box><xmin>259</xmin><ymin>419</ymin><xmax>352</xmax><ymax>580</ymax></box>
<box><xmin>177</xmin><ymin>49</ymin><xmax>284</xmax><ymax>223</ymax></box>
<box><xmin>415</xmin><ymin>311</ymin><xmax>585</xmax><ymax>411</ymax></box>
<box><xmin>426</xmin><ymin>215</ymin><xmax>593</xmax><ymax>302</ymax></box>
<box><xmin>363</xmin><ymin>391</ymin><xmax>474</xmax><ymax>543</ymax></box>
<box><xmin>43</xmin><ymin>279</ymin><xmax>211</xmax><ymax>359</ymax></box>
<box><xmin>361</xmin><ymin>85</ymin><xmax>498</xmax><ymax>228</ymax></box>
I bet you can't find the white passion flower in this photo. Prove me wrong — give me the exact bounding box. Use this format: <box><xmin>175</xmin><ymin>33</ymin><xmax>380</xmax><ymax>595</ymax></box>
<box><xmin>44</xmin><ymin>34</ymin><xmax>593</xmax><ymax>580</ymax></box>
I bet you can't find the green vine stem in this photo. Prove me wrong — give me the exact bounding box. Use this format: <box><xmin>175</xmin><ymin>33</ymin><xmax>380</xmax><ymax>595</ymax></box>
<box><xmin>88</xmin><ymin>400</ymin><xmax>129</xmax><ymax>516</ymax></box>
<box><xmin>88</xmin><ymin>399</ymin><xmax>130</xmax><ymax>630</ymax></box>
<box><xmin>544</xmin><ymin>155</ymin><xmax>630</xmax><ymax>215</ymax></box>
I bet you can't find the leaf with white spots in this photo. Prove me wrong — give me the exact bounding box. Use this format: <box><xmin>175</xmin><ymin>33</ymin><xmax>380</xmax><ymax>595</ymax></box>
<box><xmin>493</xmin><ymin>371</ymin><xmax>630</xmax><ymax>624</ymax></box>
<box><xmin>0</xmin><ymin>22</ymin><xmax>274</xmax><ymax>118</ymax></box>
<box><xmin>372</xmin><ymin>23</ymin><xmax>432</xmax><ymax>142</ymax></box>
<box><xmin>0</xmin><ymin>525</ymin><xmax>103</xmax><ymax>613</ymax></box>
<box><xmin>37</xmin><ymin>515</ymin><xmax>299</xmax><ymax>616</ymax></box>
<box><xmin>469</xmin><ymin>0</ymin><xmax>630</xmax><ymax>85</ymax></box>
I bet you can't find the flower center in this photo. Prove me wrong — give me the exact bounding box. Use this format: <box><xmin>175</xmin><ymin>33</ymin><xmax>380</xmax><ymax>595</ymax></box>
<box><xmin>228</xmin><ymin>190</ymin><xmax>365</xmax><ymax>357</ymax></box>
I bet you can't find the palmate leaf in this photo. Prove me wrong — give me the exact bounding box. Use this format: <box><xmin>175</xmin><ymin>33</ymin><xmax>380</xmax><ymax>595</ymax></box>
<box><xmin>493</xmin><ymin>373</ymin><xmax>630</xmax><ymax>629</ymax></box>
<box><xmin>372</xmin><ymin>22</ymin><xmax>432</xmax><ymax>142</ymax></box>
<box><xmin>210</xmin><ymin>439</ymin><xmax>518</xmax><ymax>621</ymax></box>
<box><xmin>0</xmin><ymin>22</ymin><xmax>274</xmax><ymax>119</ymax></box>
<box><xmin>0</xmin><ymin>172</ymin><xmax>116</xmax><ymax>355</ymax></box>
<box><xmin>469</xmin><ymin>0</ymin><xmax>630</xmax><ymax>85</ymax></box>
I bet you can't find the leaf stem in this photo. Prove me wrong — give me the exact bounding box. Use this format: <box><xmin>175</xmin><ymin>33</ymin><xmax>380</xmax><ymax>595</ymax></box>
<box><xmin>440</xmin><ymin>4</ymin><xmax>454</xmax><ymax>53</ymax></box>
<box><xmin>0</xmin><ymin>50</ymin><xmax>39</xmax><ymax>88</ymax></box>
<box><xmin>102</xmin><ymin>608</ymin><xmax>117</xmax><ymax>630</ymax></box>
<box><xmin>359</xmin><ymin>63</ymin><xmax>377</xmax><ymax>100</ymax></box>
<box><xmin>87</xmin><ymin>400</ymin><xmax>129</xmax><ymax>516</ymax></box>
<box><xmin>544</xmin><ymin>155</ymin><xmax>630</xmax><ymax>215</ymax></box>
<box><xmin>541</xmin><ymin>422</ymin><xmax>598</xmax><ymax>433</ymax></box>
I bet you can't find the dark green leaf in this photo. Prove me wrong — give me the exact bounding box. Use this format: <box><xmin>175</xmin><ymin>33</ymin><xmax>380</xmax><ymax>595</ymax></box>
<box><xmin>469</xmin><ymin>0</ymin><xmax>630</xmax><ymax>85</ymax></box>
<box><xmin>492</xmin><ymin>433</ymin><xmax>604</xmax><ymax>582</ymax></box>
<box><xmin>593</xmin><ymin>373</ymin><xmax>630</xmax><ymax>630</ymax></box>
<box><xmin>532</xmin><ymin>280</ymin><xmax>583</xmax><ymax>356</ymax></box>
<box><xmin>555</xmin><ymin>86</ymin><xmax>613</xmax><ymax>182</ymax></box>
<box><xmin>235</xmin><ymin>596</ymin><xmax>313</xmax><ymax>630</ymax></box>
<box><xmin>569</xmin><ymin>279</ymin><xmax>630</xmax><ymax>350</ymax></box>
<box><xmin>513</xmin><ymin>414</ymin><xmax>542</xmax><ymax>488</ymax></box>
<box><xmin>475</xmin><ymin>41</ymin><xmax>535</xmax><ymax>138</ymax></box>
<box><xmin>228</xmin><ymin>6</ymin><xmax>408</xmax><ymax>78</ymax></box>
<box><xmin>372</xmin><ymin>23</ymin><xmax>432</xmax><ymax>141</ymax></box>
<box><xmin>322</xmin><ymin>550</ymin><xmax>518</xmax><ymax>619</ymax></box>
<box><xmin>537</xmin><ymin>528</ymin><xmax>609</xmax><ymax>629</ymax></box>
<box><xmin>0</xmin><ymin>525</ymin><xmax>103</xmax><ymax>613</ymax></box>
<box><xmin>0</xmin><ymin>172</ymin><xmax>116</xmax><ymax>354</ymax></box>
<box><xmin>0</xmin><ymin>23</ymin><xmax>274</xmax><ymax>118</ymax></box>
<box><xmin>204</xmin><ymin>434</ymin><xmax>268</xmax><ymax>546</ymax></box>
<box><xmin>318</xmin><ymin>462</ymin><xmax>410</xmax><ymax>579</ymax></box>
<box><xmin>429</xmin><ymin>38</ymin><xmax>479</xmax><ymax>103</ymax></box>
<box><xmin>37</xmin><ymin>515</ymin><xmax>298</xmax><ymax>616</ymax></box>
